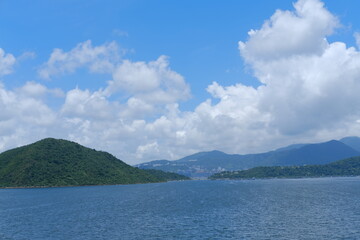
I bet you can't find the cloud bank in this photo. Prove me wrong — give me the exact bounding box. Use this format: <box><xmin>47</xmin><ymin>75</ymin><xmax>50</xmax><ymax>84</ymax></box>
<box><xmin>2</xmin><ymin>0</ymin><xmax>360</xmax><ymax>164</ymax></box>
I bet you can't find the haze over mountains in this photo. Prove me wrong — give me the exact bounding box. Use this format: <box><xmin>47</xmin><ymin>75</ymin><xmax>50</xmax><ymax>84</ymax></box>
<box><xmin>137</xmin><ymin>137</ymin><xmax>360</xmax><ymax>178</ymax></box>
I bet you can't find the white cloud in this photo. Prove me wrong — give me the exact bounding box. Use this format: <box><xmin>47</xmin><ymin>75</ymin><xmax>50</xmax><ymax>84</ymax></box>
<box><xmin>136</xmin><ymin>141</ymin><xmax>160</xmax><ymax>159</ymax></box>
<box><xmin>0</xmin><ymin>82</ymin><xmax>58</xmax><ymax>151</ymax></box>
<box><xmin>0</xmin><ymin>82</ymin><xmax>56</xmax><ymax>125</ymax></box>
<box><xmin>107</xmin><ymin>0</ymin><xmax>360</xmax><ymax>161</ymax></box>
<box><xmin>0</xmin><ymin>48</ymin><xmax>16</xmax><ymax>76</ymax></box>
<box><xmin>38</xmin><ymin>40</ymin><xmax>119</xmax><ymax>79</ymax></box>
<box><xmin>234</xmin><ymin>0</ymin><xmax>360</xmax><ymax>138</ymax></box>
<box><xmin>3</xmin><ymin>0</ymin><xmax>360</xmax><ymax>165</ymax></box>
<box><xmin>239</xmin><ymin>0</ymin><xmax>338</xmax><ymax>62</ymax></box>
<box><xmin>61</xmin><ymin>88</ymin><xmax>117</xmax><ymax>120</ymax></box>
<box><xmin>17</xmin><ymin>81</ymin><xmax>48</xmax><ymax>97</ymax></box>
<box><xmin>112</xmin><ymin>29</ymin><xmax>129</xmax><ymax>37</ymax></box>
<box><xmin>354</xmin><ymin>32</ymin><xmax>360</xmax><ymax>49</ymax></box>
<box><xmin>106</xmin><ymin>55</ymin><xmax>191</xmax><ymax>105</ymax></box>
<box><xmin>16</xmin><ymin>81</ymin><xmax>64</xmax><ymax>98</ymax></box>
<box><xmin>18</xmin><ymin>51</ymin><xmax>36</xmax><ymax>61</ymax></box>
<box><xmin>122</xmin><ymin>97</ymin><xmax>155</xmax><ymax>119</ymax></box>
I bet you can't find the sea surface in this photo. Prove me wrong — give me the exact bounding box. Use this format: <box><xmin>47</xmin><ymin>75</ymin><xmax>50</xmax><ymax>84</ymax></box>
<box><xmin>1</xmin><ymin>177</ymin><xmax>360</xmax><ymax>240</ymax></box>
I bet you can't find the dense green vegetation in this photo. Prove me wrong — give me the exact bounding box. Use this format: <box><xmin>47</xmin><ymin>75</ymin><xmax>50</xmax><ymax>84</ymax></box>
<box><xmin>143</xmin><ymin>169</ymin><xmax>190</xmax><ymax>181</ymax></box>
<box><xmin>0</xmin><ymin>138</ymin><xmax>188</xmax><ymax>188</ymax></box>
<box><xmin>210</xmin><ymin>156</ymin><xmax>360</xmax><ymax>179</ymax></box>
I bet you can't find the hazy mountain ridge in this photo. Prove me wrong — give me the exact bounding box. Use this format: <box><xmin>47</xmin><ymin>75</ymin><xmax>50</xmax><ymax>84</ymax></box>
<box><xmin>137</xmin><ymin>137</ymin><xmax>360</xmax><ymax>178</ymax></box>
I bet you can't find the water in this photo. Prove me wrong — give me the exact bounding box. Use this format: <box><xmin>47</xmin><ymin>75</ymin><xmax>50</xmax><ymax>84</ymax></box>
<box><xmin>1</xmin><ymin>177</ymin><xmax>360</xmax><ymax>240</ymax></box>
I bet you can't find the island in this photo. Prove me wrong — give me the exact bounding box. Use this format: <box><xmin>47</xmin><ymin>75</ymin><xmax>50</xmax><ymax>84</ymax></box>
<box><xmin>209</xmin><ymin>156</ymin><xmax>360</xmax><ymax>180</ymax></box>
<box><xmin>0</xmin><ymin>138</ymin><xmax>189</xmax><ymax>188</ymax></box>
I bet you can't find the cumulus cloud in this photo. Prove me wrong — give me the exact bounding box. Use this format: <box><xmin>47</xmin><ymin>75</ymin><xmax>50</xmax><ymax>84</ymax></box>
<box><xmin>39</xmin><ymin>40</ymin><xmax>190</xmax><ymax>118</ymax></box>
<box><xmin>145</xmin><ymin>0</ymin><xmax>359</xmax><ymax>159</ymax></box>
<box><xmin>233</xmin><ymin>0</ymin><xmax>360</xmax><ymax>139</ymax></box>
<box><xmin>109</xmin><ymin>0</ymin><xmax>360</xmax><ymax>160</ymax></box>
<box><xmin>18</xmin><ymin>51</ymin><xmax>36</xmax><ymax>61</ymax></box>
<box><xmin>42</xmin><ymin>43</ymin><xmax>191</xmax><ymax>161</ymax></box>
<box><xmin>16</xmin><ymin>81</ymin><xmax>64</xmax><ymax>98</ymax></box>
<box><xmin>239</xmin><ymin>0</ymin><xmax>338</xmax><ymax>62</ymax></box>
<box><xmin>136</xmin><ymin>141</ymin><xmax>160</xmax><ymax>159</ymax></box>
<box><xmin>354</xmin><ymin>32</ymin><xmax>360</xmax><ymax>49</ymax></box>
<box><xmin>0</xmin><ymin>48</ymin><xmax>16</xmax><ymax>76</ymax></box>
<box><xmin>0</xmin><ymin>82</ymin><xmax>59</xmax><ymax>150</ymax></box>
<box><xmin>61</xmin><ymin>88</ymin><xmax>117</xmax><ymax>120</ymax></box>
<box><xmin>18</xmin><ymin>81</ymin><xmax>47</xmax><ymax>97</ymax></box>
<box><xmin>3</xmin><ymin>0</ymin><xmax>360</xmax><ymax>165</ymax></box>
<box><xmin>106</xmin><ymin>55</ymin><xmax>191</xmax><ymax>105</ymax></box>
<box><xmin>38</xmin><ymin>40</ymin><xmax>119</xmax><ymax>79</ymax></box>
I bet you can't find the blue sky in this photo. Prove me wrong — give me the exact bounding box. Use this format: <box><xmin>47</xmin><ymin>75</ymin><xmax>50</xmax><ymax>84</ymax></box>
<box><xmin>1</xmin><ymin>0</ymin><xmax>360</xmax><ymax>164</ymax></box>
<box><xmin>1</xmin><ymin>0</ymin><xmax>289</xmax><ymax>101</ymax></box>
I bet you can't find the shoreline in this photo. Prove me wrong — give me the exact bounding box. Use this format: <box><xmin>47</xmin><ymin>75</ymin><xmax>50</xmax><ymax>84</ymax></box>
<box><xmin>0</xmin><ymin>179</ymin><xmax>195</xmax><ymax>189</ymax></box>
<box><xmin>210</xmin><ymin>175</ymin><xmax>360</xmax><ymax>181</ymax></box>
<box><xmin>0</xmin><ymin>181</ymin><xmax>167</xmax><ymax>190</ymax></box>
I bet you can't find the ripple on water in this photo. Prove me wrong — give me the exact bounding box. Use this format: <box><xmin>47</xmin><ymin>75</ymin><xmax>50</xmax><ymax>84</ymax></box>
<box><xmin>1</xmin><ymin>178</ymin><xmax>360</xmax><ymax>239</ymax></box>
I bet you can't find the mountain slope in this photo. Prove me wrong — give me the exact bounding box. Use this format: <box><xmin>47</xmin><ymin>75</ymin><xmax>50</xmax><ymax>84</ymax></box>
<box><xmin>271</xmin><ymin>140</ymin><xmax>360</xmax><ymax>166</ymax></box>
<box><xmin>274</xmin><ymin>143</ymin><xmax>308</xmax><ymax>152</ymax></box>
<box><xmin>210</xmin><ymin>156</ymin><xmax>360</xmax><ymax>179</ymax></box>
<box><xmin>0</xmin><ymin>138</ymin><xmax>186</xmax><ymax>188</ymax></box>
<box><xmin>340</xmin><ymin>136</ymin><xmax>360</xmax><ymax>152</ymax></box>
<box><xmin>137</xmin><ymin>140</ymin><xmax>360</xmax><ymax>178</ymax></box>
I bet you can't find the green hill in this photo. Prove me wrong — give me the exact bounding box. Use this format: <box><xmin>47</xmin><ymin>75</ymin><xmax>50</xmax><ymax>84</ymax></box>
<box><xmin>0</xmin><ymin>138</ymin><xmax>188</xmax><ymax>188</ymax></box>
<box><xmin>210</xmin><ymin>156</ymin><xmax>360</xmax><ymax>180</ymax></box>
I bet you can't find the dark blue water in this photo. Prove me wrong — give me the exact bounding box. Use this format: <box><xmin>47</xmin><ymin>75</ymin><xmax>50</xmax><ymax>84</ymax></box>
<box><xmin>1</xmin><ymin>178</ymin><xmax>360</xmax><ymax>239</ymax></box>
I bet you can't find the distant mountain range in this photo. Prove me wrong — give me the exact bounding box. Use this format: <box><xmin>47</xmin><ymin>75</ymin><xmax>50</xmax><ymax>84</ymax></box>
<box><xmin>136</xmin><ymin>137</ymin><xmax>360</xmax><ymax>178</ymax></box>
<box><xmin>0</xmin><ymin>138</ymin><xmax>189</xmax><ymax>188</ymax></box>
